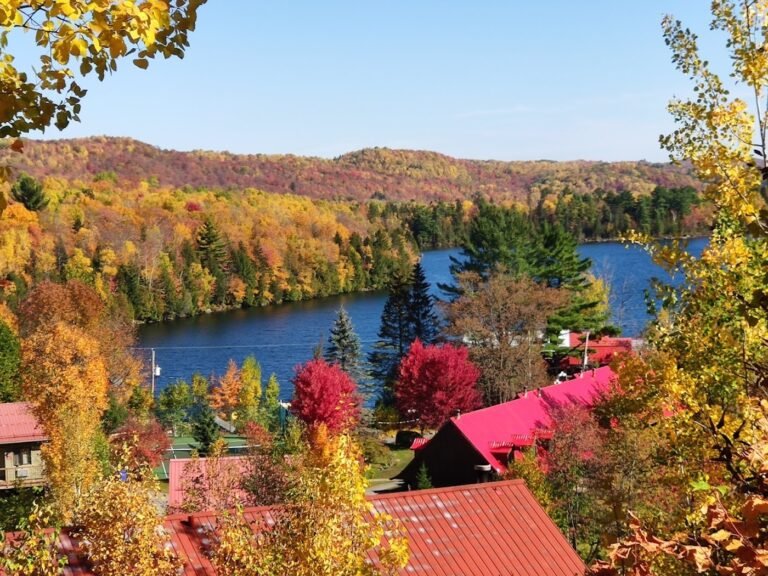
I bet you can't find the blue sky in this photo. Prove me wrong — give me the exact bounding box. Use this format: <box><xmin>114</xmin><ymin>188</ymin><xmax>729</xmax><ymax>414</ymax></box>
<box><xmin>21</xmin><ymin>2</ymin><xmax>725</xmax><ymax>161</ymax></box>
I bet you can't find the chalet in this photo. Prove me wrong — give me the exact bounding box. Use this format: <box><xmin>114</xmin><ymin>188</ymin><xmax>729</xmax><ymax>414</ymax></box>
<box><xmin>6</xmin><ymin>480</ymin><xmax>586</xmax><ymax>576</ymax></box>
<box><xmin>396</xmin><ymin>366</ymin><xmax>616</xmax><ymax>488</ymax></box>
<box><xmin>0</xmin><ymin>402</ymin><xmax>47</xmax><ymax>489</ymax></box>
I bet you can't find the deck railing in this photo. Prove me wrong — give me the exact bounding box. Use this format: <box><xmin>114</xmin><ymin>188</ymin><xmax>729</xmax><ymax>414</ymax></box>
<box><xmin>0</xmin><ymin>465</ymin><xmax>45</xmax><ymax>488</ymax></box>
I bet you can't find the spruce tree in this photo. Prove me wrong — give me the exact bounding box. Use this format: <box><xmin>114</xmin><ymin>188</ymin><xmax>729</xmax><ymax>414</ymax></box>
<box><xmin>368</xmin><ymin>270</ymin><xmax>413</xmax><ymax>399</ymax></box>
<box><xmin>324</xmin><ymin>306</ymin><xmax>363</xmax><ymax>380</ymax></box>
<box><xmin>11</xmin><ymin>173</ymin><xmax>48</xmax><ymax>211</ymax></box>
<box><xmin>196</xmin><ymin>217</ymin><xmax>229</xmax><ymax>273</ymax></box>
<box><xmin>191</xmin><ymin>402</ymin><xmax>220</xmax><ymax>456</ymax></box>
<box><xmin>408</xmin><ymin>261</ymin><xmax>440</xmax><ymax>345</ymax></box>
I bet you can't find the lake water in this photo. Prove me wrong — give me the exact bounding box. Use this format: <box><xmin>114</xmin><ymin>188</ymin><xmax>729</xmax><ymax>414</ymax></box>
<box><xmin>137</xmin><ymin>238</ymin><xmax>707</xmax><ymax>398</ymax></box>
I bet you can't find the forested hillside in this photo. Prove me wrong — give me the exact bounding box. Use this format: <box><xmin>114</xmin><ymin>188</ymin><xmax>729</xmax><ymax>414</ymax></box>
<box><xmin>0</xmin><ymin>136</ymin><xmax>700</xmax><ymax>203</ymax></box>
<box><xmin>0</xmin><ymin>177</ymin><xmax>425</xmax><ymax>322</ymax></box>
<box><xmin>0</xmin><ymin>137</ymin><xmax>711</xmax><ymax>324</ymax></box>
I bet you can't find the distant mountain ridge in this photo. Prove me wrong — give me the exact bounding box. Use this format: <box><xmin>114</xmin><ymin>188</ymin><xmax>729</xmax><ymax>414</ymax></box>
<box><xmin>0</xmin><ymin>136</ymin><xmax>700</xmax><ymax>202</ymax></box>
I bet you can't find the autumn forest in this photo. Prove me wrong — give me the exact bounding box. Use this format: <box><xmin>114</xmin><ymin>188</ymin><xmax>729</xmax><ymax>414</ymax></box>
<box><xmin>0</xmin><ymin>137</ymin><xmax>709</xmax><ymax>323</ymax></box>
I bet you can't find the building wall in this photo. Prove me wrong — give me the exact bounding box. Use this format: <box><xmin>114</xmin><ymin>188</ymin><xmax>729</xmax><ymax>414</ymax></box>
<box><xmin>0</xmin><ymin>442</ymin><xmax>44</xmax><ymax>488</ymax></box>
<box><xmin>396</xmin><ymin>422</ymin><xmax>492</xmax><ymax>488</ymax></box>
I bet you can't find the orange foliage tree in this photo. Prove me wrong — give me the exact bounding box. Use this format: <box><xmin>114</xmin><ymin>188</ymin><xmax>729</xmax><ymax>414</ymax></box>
<box><xmin>21</xmin><ymin>321</ymin><xmax>109</xmax><ymax>520</ymax></box>
<box><xmin>210</xmin><ymin>359</ymin><xmax>243</xmax><ymax>422</ymax></box>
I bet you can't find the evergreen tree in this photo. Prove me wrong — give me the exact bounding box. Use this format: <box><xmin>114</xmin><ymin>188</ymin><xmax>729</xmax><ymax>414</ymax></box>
<box><xmin>324</xmin><ymin>306</ymin><xmax>363</xmax><ymax>380</ymax></box>
<box><xmin>530</xmin><ymin>223</ymin><xmax>591</xmax><ymax>290</ymax></box>
<box><xmin>262</xmin><ymin>373</ymin><xmax>281</xmax><ymax>433</ymax></box>
<box><xmin>530</xmin><ymin>224</ymin><xmax>614</xmax><ymax>338</ymax></box>
<box><xmin>195</xmin><ymin>217</ymin><xmax>229</xmax><ymax>273</ymax></box>
<box><xmin>10</xmin><ymin>173</ymin><xmax>48</xmax><ymax>211</ymax></box>
<box><xmin>368</xmin><ymin>270</ymin><xmax>413</xmax><ymax>400</ymax></box>
<box><xmin>231</xmin><ymin>242</ymin><xmax>257</xmax><ymax>306</ymax></box>
<box><xmin>408</xmin><ymin>261</ymin><xmax>440</xmax><ymax>344</ymax></box>
<box><xmin>415</xmin><ymin>462</ymin><xmax>433</xmax><ymax>490</ymax></box>
<box><xmin>191</xmin><ymin>402</ymin><xmax>220</xmax><ymax>456</ymax></box>
<box><xmin>0</xmin><ymin>320</ymin><xmax>20</xmax><ymax>402</ymax></box>
<box><xmin>446</xmin><ymin>199</ymin><xmax>537</xmax><ymax>286</ymax></box>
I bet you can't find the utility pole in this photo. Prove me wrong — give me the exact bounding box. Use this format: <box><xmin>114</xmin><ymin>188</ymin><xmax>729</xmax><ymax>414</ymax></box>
<box><xmin>151</xmin><ymin>349</ymin><xmax>161</xmax><ymax>396</ymax></box>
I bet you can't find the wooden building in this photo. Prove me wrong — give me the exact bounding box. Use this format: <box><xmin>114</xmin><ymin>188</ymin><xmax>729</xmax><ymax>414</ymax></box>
<box><xmin>0</xmin><ymin>402</ymin><xmax>47</xmax><ymax>489</ymax></box>
<box><xmin>396</xmin><ymin>366</ymin><xmax>616</xmax><ymax>488</ymax></box>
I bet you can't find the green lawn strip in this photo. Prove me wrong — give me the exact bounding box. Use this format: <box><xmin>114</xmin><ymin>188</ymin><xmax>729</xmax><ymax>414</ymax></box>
<box><xmin>366</xmin><ymin>445</ymin><xmax>414</xmax><ymax>481</ymax></box>
<box><xmin>154</xmin><ymin>433</ymin><xmax>248</xmax><ymax>480</ymax></box>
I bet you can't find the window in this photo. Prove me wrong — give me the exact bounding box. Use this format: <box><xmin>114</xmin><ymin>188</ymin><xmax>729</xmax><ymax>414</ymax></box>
<box><xmin>13</xmin><ymin>449</ymin><xmax>32</xmax><ymax>467</ymax></box>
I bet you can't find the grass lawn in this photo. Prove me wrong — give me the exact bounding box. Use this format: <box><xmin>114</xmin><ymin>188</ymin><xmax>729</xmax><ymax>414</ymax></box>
<box><xmin>169</xmin><ymin>434</ymin><xmax>248</xmax><ymax>451</ymax></box>
<box><xmin>153</xmin><ymin>433</ymin><xmax>248</xmax><ymax>480</ymax></box>
<box><xmin>366</xmin><ymin>445</ymin><xmax>414</xmax><ymax>482</ymax></box>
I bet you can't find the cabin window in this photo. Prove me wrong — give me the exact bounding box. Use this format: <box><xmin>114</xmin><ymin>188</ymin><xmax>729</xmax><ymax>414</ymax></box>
<box><xmin>14</xmin><ymin>449</ymin><xmax>32</xmax><ymax>466</ymax></box>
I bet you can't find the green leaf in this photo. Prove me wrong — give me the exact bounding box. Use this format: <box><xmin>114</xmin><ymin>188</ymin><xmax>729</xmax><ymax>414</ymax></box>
<box><xmin>690</xmin><ymin>479</ymin><xmax>711</xmax><ymax>492</ymax></box>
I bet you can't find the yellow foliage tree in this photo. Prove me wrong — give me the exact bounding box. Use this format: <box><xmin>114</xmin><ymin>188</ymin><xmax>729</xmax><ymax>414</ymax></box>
<box><xmin>210</xmin><ymin>430</ymin><xmax>409</xmax><ymax>576</ymax></box>
<box><xmin>21</xmin><ymin>321</ymin><xmax>108</xmax><ymax>520</ymax></box>
<box><xmin>236</xmin><ymin>355</ymin><xmax>262</xmax><ymax>425</ymax></box>
<box><xmin>0</xmin><ymin>0</ymin><xmax>206</xmax><ymax>214</ymax></box>
<box><xmin>593</xmin><ymin>2</ymin><xmax>768</xmax><ymax>573</ymax></box>
<box><xmin>73</xmin><ymin>464</ymin><xmax>181</xmax><ymax>576</ymax></box>
<box><xmin>0</xmin><ymin>503</ymin><xmax>64</xmax><ymax>576</ymax></box>
<box><xmin>0</xmin><ymin>0</ymin><xmax>206</xmax><ymax>139</ymax></box>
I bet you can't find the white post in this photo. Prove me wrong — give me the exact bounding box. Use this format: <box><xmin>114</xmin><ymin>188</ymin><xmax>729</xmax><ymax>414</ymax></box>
<box><xmin>582</xmin><ymin>331</ymin><xmax>590</xmax><ymax>372</ymax></box>
<box><xmin>151</xmin><ymin>348</ymin><xmax>156</xmax><ymax>396</ymax></box>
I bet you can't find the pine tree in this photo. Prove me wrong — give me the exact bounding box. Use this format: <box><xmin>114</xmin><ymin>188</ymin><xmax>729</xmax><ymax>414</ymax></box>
<box><xmin>446</xmin><ymin>199</ymin><xmax>537</xmax><ymax>285</ymax></box>
<box><xmin>368</xmin><ymin>270</ymin><xmax>413</xmax><ymax>401</ymax></box>
<box><xmin>324</xmin><ymin>306</ymin><xmax>363</xmax><ymax>380</ymax></box>
<box><xmin>191</xmin><ymin>402</ymin><xmax>220</xmax><ymax>456</ymax></box>
<box><xmin>408</xmin><ymin>261</ymin><xmax>440</xmax><ymax>344</ymax></box>
<box><xmin>531</xmin><ymin>223</ymin><xmax>611</xmax><ymax>339</ymax></box>
<box><xmin>11</xmin><ymin>173</ymin><xmax>48</xmax><ymax>211</ymax></box>
<box><xmin>415</xmin><ymin>462</ymin><xmax>433</xmax><ymax>490</ymax></box>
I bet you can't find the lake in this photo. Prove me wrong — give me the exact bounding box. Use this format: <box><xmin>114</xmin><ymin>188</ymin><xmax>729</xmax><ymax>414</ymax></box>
<box><xmin>137</xmin><ymin>237</ymin><xmax>707</xmax><ymax>398</ymax></box>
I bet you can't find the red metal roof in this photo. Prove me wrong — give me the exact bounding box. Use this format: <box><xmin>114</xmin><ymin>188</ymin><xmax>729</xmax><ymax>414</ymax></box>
<box><xmin>562</xmin><ymin>333</ymin><xmax>632</xmax><ymax>367</ymax></box>
<box><xmin>449</xmin><ymin>366</ymin><xmax>616</xmax><ymax>473</ymax></box>
<box><xmin>410</xmin><ymin>437</ymin><xmax>428</xmax><ymax>450</ymax></box>
<box><xmin>11</xmin><ymin>480</ymin><xmax>584</xmax><ymax>576</ymax></box>
<box><xmin>0</xmin><ymin>402</ymin><xmax>47</xmax><ymax>445</ymax></box>
<box><xmin>167</xmin><ymin>456</ymin><xmax>250</xmax><ymax>509</ymax></box>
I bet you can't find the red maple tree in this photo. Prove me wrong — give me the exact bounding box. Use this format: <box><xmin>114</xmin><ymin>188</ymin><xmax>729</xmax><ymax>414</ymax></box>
<box><xmin>290</xmin><ymin>359</ymin><xmax>361</xmax><ymax>434</ymax></box>
<box><xmin>395</xmin><ymin>339</ymin><xmax>482</xmax><ymax>431</ymax></box>
<box><xmin>112</xmin><ymin>417</ymin><xmax>171</xmax><ymax>469</ymax></box>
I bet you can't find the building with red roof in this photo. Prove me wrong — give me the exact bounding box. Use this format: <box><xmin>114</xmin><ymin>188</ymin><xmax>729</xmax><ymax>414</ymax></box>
<box><xmin>0</xmin><ymin>402</ymin><xmax>47</xmax><ymax>489</ymax></box>
<box><xmin>6</xmin><ymin>480</ymin><xmax>585</xmax><ymax>576</ymax></box>
<box><xmin>396</xmin><ymin>366</ymin><xmax>616</xmax><ymax>488</ymax></box>
<box><xmin>558</xmin><ymin>331</ymin><xmax>633</xmax><ymax>370</ymax></box>
<box><xmin>167</xmin><ymin>456</ymin><xmax>250</xmax><ymax>510</ymax></box>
